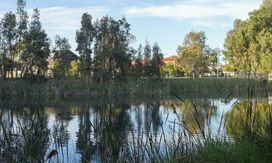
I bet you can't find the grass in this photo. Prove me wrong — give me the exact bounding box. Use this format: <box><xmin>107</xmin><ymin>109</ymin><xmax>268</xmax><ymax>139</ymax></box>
<box><xmin>0</xmin><ymin>78</ymin><xmax>270</xmax><ymax>99</ymax></box>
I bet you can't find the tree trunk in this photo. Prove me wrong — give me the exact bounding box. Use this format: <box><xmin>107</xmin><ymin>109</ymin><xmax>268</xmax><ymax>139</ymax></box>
<box><xmin>2</xmin><ymin>55</ymin><xmax>6</xmax><ymax>79</ymax></box>
<box><xmin>100</xmin><ymin>72</ymin><xmax>103</xmax><ymax>85</ymax></box>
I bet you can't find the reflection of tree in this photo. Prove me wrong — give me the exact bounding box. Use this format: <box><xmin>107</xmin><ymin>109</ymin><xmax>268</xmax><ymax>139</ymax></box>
<box><xmin>170</xmin><ymin>99</ymin><xmax>217</xmax><ymax>134</ymax></box>
<box><xmin>0</xmin><ymin>98</ymin><xmax>221</xmax><ymax>162</ymax></box>
<box><xmin>76</xmin><ymin>105</ymin><xmax>96</xmax><ymax>162</ymax></box>
<box><xmin>52</xmin><ymin>116</ymin><xmax>70</xmax><ymax>147</ymax></box>
<box><xmin>226</xmin><ymin>102</ymin><xmax>272</xmax><ymax>141</ymax></box>
<box><xmin>14</xmin><ymin>105</ymin><xmax>50</xmax><ymax>162</ymax></box>
<box><xmin>149</xmin><ymin>102</ymin><xmax>163</xmax><ymax>135</ymax></box>
<box><xmin>47</xmin><ymin>105</ymin><xmax>75</xmax><ymax>152</ymax></box>
<box><xmin>89</xmin><ymin>102</ymin><xmax>131</xmax><ymax>162</ymax></box>
<box><xmin>134</xmin><ymin>105</ymin><xmax>142</xmax><ymax>139</ymax></box>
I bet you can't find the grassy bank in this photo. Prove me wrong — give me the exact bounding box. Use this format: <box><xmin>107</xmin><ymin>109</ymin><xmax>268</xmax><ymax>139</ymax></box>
<box><xmin>0</xmin><ymin>78</ymin><xmax>270</xmax><ymax>99</ymax></box>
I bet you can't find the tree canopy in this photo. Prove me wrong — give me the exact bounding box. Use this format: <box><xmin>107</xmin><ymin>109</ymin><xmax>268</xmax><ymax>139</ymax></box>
<box><xmin>224</xmin><ymin>0</ymin><xmax>272</xmax><ymax>74</ymax></box>
<box><xmin>176</xmin><ymin>31</ymin><xmax>210</xmax><ymax>77</ymax></box>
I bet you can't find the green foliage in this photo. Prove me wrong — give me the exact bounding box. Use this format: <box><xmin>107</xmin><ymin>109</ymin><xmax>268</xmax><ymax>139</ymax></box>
<box><xmin>261</xmin><ymin>55</ymin><xmax>272</xmax><ymax>73</ymax></box>
<box><xmin>94</xmin><ymin>16</ymin><xmax>134</xmax><ymax>81</ymax></box>
<box><xmin>52</xmin><ymin>35</ymin><xmax>72</xmax><ymax>77</ymax></box>
<box><xmin>163</xmin><ymin>62</ymin><xmax>183</xmax><ymax>77</ymax></box>
<box><xmin>76</xmin><ymin>13</ymin><xmax>94</xmax><ymax>77</ymax></box>
<box><xmin>22</xmin><ymin>8</ymin><xmax>50</xmax><ymax>77</ymax></box>
<box><xmin>51</xmin><ymin>60</ymin><xmax>63</xmax><ymax>77</ymax></box>
<box><xmin>224</xmin><ymin>64</ymin><xmax>235</xmax><ymax>72</ymax></box>
<box><xmin>131</xmin><ymin>44</ymin><xmax>144</xmax><ymax>78</ymax></box>
<box><xmin>224</xmin><ymin>0</ymin><xmax>272</xmax><ymax>74</ymax></box>
<box><xmin>176</xmin><ymin>31</ymin><xmax>210</xmax><ymax>77</ymax></box>
<box><xmin>54</xmin><ymin>35</ymin><xmax>71</xmax><ymax>51</ymax></box>
<box><xmin>135</xmin><ymin>40</ymin><xmax>165</xmax><ymax>78</ymax></box>
<box><xmin>69</xmin><ymin>60</ymin><xmax>82</xmax><ymax>77</ymax></box>
<box><xmin>76</xmin><ymin>14</ymin><xmax>135</xmax><ymax>81</ymax></box>
<box><xmin>143</xmin><ymin>39</ymin><xmax>152</xmax><ymax>77</ymax></box>
<box><xmin>16</xmin><ymin>0</ymin><xmax>28</xmax><ymax>40</ymax></box>
<box><xmin>151</xmin><ymin>42</ymin><xmax>164</xmax><ymax>78</ymax></box>
<box><xmin>0</xmin><ymin>11</ymin><xmax>17</xmax><ymax>78</ymax></box>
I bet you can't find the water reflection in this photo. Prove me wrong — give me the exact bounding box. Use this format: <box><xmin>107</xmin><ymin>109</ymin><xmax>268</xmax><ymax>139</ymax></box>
<box><xmin>0</xmin><ymin>96</ymin><xmax>247</xmax><ymax>162</ymax></box>
<box><xmin>226</xmin><ymin>101</ymin><xmax>272</xmax><ymax>141</ymax></box>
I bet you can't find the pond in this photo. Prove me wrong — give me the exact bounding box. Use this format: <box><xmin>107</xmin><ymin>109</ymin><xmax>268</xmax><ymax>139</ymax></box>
<box><xmin>0</xmin><ymin>94</ymin><xmax>270</xmax><ymax>162</ymax></box>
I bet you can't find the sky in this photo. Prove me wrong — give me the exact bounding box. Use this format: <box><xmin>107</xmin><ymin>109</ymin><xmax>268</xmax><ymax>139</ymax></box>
<box><xmin>0</xmin><ymin>0</ymin><xmax>264</xmax><ymax>57</ymax></box>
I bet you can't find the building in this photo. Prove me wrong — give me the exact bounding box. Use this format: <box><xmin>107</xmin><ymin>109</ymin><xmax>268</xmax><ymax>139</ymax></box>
<box><xmin>162</xmin><ymin>55</ymin><xmax>178</xmax><ymax>65</ymax></box>
<box><xmin>47</xmin><ymin>50</ymin><xmax>79</xmax><ymax>77</ymax></box>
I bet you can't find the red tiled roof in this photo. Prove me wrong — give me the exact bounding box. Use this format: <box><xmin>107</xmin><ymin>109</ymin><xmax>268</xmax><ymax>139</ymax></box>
<box><xmin>163</xmin><ymin>55</ymin><xmax>178</xmax><ymax>62</ymax></box>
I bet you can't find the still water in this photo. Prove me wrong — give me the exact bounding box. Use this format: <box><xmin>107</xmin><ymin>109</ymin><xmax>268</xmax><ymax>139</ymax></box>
<box><xmin>0</xmin><ymin>94</ymin><xmax>268</xmax><ymax>162</ymax></box>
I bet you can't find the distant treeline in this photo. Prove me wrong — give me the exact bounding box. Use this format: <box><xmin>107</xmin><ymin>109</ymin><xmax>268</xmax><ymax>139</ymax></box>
<box><xmin>0</xmin><ymin>0</ymin><xmax>272</xmax><ymax>81</ymax></box>
<box><xmin>0</xmin><ymin>0</ymin><xmax>164</xmax><ymax>81</ymax></box>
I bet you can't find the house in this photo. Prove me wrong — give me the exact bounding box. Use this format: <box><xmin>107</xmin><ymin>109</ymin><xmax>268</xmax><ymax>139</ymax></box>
<box><xmin>47</xmin><ymin>50</ymin><xmax>79</xmax><ymax>77</ymax></box>
<box><xmin>161</xmin><ymin>55</ymin><xmax>184</xmax><ymax>77</ymax></box>
<box><xmin>269</xmin><ymin>73</ymin><xmax>272</xmax><ymax>81</ymax></box>
<box><xmin>162</xmin><ymin>55</ymin><xmax>178</xmax><ymax>65</ymax></box>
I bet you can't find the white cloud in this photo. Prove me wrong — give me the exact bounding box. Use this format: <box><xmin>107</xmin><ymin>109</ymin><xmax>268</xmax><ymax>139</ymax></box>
<box><xmin>124</xmin><ymin>0</ymin><xmax>262</xmax><ymax>28</ymax></box>
<box><xmin>191</xmin><ymin>19</ymin><xmax>229</xmax><ymax>28</ymax></box>
<box><xmin>26</xmin><ymin>6</ymin><xmax>109</xmax><ymax>52</ymax></box>
<box><xmin>36</xmin><ymin>6</ymin><xmax>108</xmax><ymax>32</ymax></box>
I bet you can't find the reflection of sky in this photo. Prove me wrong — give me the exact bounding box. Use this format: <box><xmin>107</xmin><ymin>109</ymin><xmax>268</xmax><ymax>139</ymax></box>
<box><xmin>46</xmin><ymin>98</ymin><xmax>239</xmax><ymax>143</ymax></box>
<box><xmin>208</xmin><ymin>98</ymin><xmax>239</xmax><ymax>136</ymax></box>
<box><xmin>8</xmin><ymin>97</ymin><xmax>239</xmax><ymax>162</ymax></box>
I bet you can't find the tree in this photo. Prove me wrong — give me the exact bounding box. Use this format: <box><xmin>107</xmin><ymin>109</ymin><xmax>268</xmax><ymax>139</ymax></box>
<box><xmin>137</xmin><ymin>44</ymin><xmax>143</xmax><ymax>62</ymax></box>
<box><xmin>1</xmin><ymin>12</ymin><xmax>17</xmax><ymax>78</ymax></box>
<box><xmin>16</xmin><ymin>0</ymin><xmax>28</xmax><ymax>41</ymax></box>
<box><xmin>21</xmin><ymin>8</ymin><xmax>50</xmax><ymax>77</ymax></box>
<box><xmin>0</xmin><ymin>22</ymin><xmax>6</xmax><ymax>78</ymax></box>
<box><xmin>54</xmin><ymin>35</ymin><xmax>71</xmax><ymax>50</ymax></box>
<box><xmin>69</xmin><ymin>60</ymin><xmax>82</xmax><ymax>77</ymax></box>
<box><xmin>76</xmin><ymin>13</ymin><xmax>94</xmax><ymax>77</ymax></box>
<box><xmin>223</xmin><ymin>20</ymin><xmax>251</xmax><ymax>75</ymax></box>
<box><xmin>15</xmin><ymin>0</ymin><xmax>28</xmax><ymax>78</ymax></box>
<box><xmin>176</xmin><ymin>31</ymin><xmax>209</xmax><ymax>78</ymax></box>
<box><xmin>151</xmin><ymin>42</ymin><xmax>163</xmax><ymax>78</ymax></box>
<box><xmin>143</xmin><ymin>39</ymin><xmax>152</xmax><ymax>77</ymax></box>
<box><xmin>132</xmin><ymin>44</ymin><xmax>144</xmax><ymax>78</ymax></box>
<box><xmin>207</xmin><ymin>47</ymin><xmax>220</xmax><ymax>73</ymax></box>
<box><xmin>224</xmin><ymin>0</ymin><xmax>272</xmax><ymax>75</ymax></box>
<box><xmin>92</xmin><ymin>16</ymin><xmax>134</xmax><ymax>82</ymax></box>
<box><xmin>52</xmin><ymin>35</ymin><xmax>72</xmax><ymax>77</ymax></box>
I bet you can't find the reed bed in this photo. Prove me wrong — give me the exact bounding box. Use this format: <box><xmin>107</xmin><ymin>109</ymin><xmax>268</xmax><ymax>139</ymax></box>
<box><xmin>0</xmin><ymin>78</ymin><xmax>270</xmax><ymax>99</ymax></box>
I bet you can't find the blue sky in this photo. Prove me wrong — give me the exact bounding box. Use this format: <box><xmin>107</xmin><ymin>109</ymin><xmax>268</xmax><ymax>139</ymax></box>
<box><xmin>0</xmin><ymin>0</ymin><xmax>263</xmax><ymax>57</ymax></box>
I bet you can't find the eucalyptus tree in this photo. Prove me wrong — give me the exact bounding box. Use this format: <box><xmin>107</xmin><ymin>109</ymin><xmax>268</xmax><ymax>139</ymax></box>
<box><xmin>137</xmin><ymin>44</ymin><xmax>143</xmax><ymax>61</ymax></box>
<box><xmin>0</xmin><ymin>0</ymin><xmax>28</xmax><ymax>78</ymax></box>
<box><xmin>207</xmin><ymin>47</ymin><xmax>220</xmax><ymax>75</ymax></box>
<box><xmin>16</xmin><ymin>0</ymin><xmax>28</xmax><ymax>41</ymax></box>
<box><xmin>143</xmin><ymin>39</ymin><xmax>151</xmax><ymax>63</ymax></box>
<box><xmin>224</xmin><ymin>0</ymin><xmax>272</xmax><ymax>74</ymax></box>
<box><xmin>15</xmin><ymin>0</ymin><xmax>28</xmax><ymax>78</ymax></box>
<box><xmin>143</xmin><ymin>39</ymin><xmax>151</xmax><ymax>77</ymax></box>
<box><xmin>1</xmin><ymin>12</ymin><xmax>17</xmax><ymax>78</ymax></box>
<box><xmin>176</xmin><ymin>31</ymin><xmax>209</xmax><ymax>78</ymax></box>
<box><xmin>21</xmin><ymin>8</ymin><xmax>50</xmax><ymax>77</ymax></box>
<box><xmin>151</xmin><ymin>42</ymin><xmax>163</xmax><ymax>78</ymax></box>
<box><xmin>54</xmin><ymin>35</ymin><xmax>71</xmax><ymax>51</ymax></box>
<box><xmin>52</xmin><ymin>35</ymin><xmax>72</xmax><ymax>77</ymax></box>
<box><xmin>92</xmin><ymin>16</ymin><xmax>134</xmax><ymax>82</ymax></box>
<box><xmin>76</xmin><ymin>13</ymin><xmax>94</xmax><ymax>77</ymax></box>
<box><xmin>0</xmin><ymin>23</ymin><xmax>6</xmax><ymax>78</ymax></box>
<box><xmin>133</xmin><ymin>44</ymin><xmax>144</xmax><ymax>78</ymax></box>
